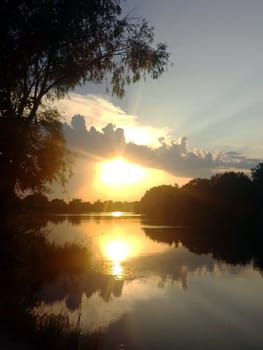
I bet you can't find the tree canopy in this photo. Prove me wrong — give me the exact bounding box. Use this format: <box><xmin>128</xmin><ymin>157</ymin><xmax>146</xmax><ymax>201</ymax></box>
<box><xmin>140</xmin><ymin>169</ymin><xmax>260</xmax><ymax>225</ymax></box>
<box><xmin>251</xmin><ymin>163</ymin><xmax>263</xmax><ymax>189</ymax></box>
<box><xmin>0</xmin><ymin>0</ymin><xmax>169</xmax><ymax>205</ymax></box>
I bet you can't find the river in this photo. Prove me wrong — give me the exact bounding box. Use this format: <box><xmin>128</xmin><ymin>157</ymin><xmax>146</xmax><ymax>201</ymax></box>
<box><xmin>37</xmin><ymin>212</ymin><xmax>263</xmax><ymax>350</ymax></box>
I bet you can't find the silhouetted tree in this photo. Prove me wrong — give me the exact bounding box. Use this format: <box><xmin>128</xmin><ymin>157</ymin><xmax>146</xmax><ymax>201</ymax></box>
<box><xmin>49</xmin><ymin>198</ymin><xmax>67</xmax><ymax>213</ymax></box>
<box><xmin>0</xmin><ymin>0</ymin><xmax>169</xmax><ymax>211</ymax></box>
<box><xmin>140</xmin><ymin>170</ymin><xmax>257</xmax><ymax>226</ymax></box>
<box><xmin>251</xmin><ymin>163</ymin><xmax>263</xmax><ymax>206</ymax></box>
<box><xmin>180</xmin><ymin>178</ymin><xmax>213</xmax><ymax>224</ymax></box>
<box><xmin>93</xmin><ymin>200</ymin><xmax>104</xmax><ymax>212</ymax></box>
<box><xmin>141</xmin><ymin>185</ymin><xmax>179</xmax><ymax>221</ymax></box>
<box><xmin>22</xmin><ymin>193</ymin><xmax>49</xmax><ymax>212</ymax></box>
<box><xmin>251</xmin><ymin>163</ymin><xmax>263</xmax><ymax>186</ymax></box>
<box><xmin>210</xmin><ymin>172</ymin><xmax>255</xmax><ymax>221</ymax></box>
<box><xmin>68</xmin><ymin>198</ymin><xmax>83</xmax><ymax>213</ymax></box>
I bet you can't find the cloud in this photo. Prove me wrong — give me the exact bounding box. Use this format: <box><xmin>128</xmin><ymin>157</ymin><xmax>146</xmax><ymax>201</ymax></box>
<box><xmin>63</xmin><ymin>115</ymin><xmax>261</xmax><ymax>178</ymax></box>
<box><xmin>57</xmin><ymin>93</ymin><xmax>169</xmax><ymax>146</ymax></box>
<box><xmin>63</xmin><ymin>116</ymin><xmax>125</xmax><ymax>160</ymax></box>
<box><xmin>57</xmin><ymin>93</ymin><xmax>133</xmax><ymax>125</ymax></box>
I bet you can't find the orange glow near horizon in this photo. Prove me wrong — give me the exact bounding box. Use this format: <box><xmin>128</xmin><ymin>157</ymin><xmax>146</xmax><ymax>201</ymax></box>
<box><xmin>85</xmin><ymin>158</ymin><xmax>191</xmax><ymax>202</ymax></box>
<box><xmin>100</xmin><ymin>158</ymin><xmax>144</xmax><ymax>186</ymax></box>
<box><xmin>112</xmin><ymin>211</ymin><xmax>122</xmax><ymax>217</ymax></box>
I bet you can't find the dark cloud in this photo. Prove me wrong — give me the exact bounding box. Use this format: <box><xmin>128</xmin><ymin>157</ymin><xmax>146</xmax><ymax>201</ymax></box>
<box><xmin>63</xmin><ymin>115</ymin><xmax>125</xmax><ymax>158</ymax></box>
<box><xmin>63</xmin><ymin>115</ymin><xmax>261</xmax><ymax>178</ymax></box>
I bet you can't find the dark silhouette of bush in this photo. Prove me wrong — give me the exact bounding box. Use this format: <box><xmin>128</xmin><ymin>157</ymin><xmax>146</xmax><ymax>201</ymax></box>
<box><xmin>140</xmin><ymin>168</ymin><xmax>261</xmax><ymax>226</ymax></box>
<box><xmin>141</xmin><ymin>185</ymin><xmax>180</xmax><ymax>222</ymax></box>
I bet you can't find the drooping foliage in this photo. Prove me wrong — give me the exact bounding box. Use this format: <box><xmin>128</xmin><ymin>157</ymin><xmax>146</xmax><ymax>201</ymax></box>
<box><xmin>0</xmin><ymin>0</ymin><xmax>169</xmax><ymax>206</ymax></box>
<box><xmin>0</xmin><ymin>109</ymin><xmax>70</xmax><ymax>196</ymax></box>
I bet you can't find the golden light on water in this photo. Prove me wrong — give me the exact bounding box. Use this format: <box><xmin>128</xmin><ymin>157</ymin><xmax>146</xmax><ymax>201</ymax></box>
<box><xmin>95</xmin><ymin>220</ymin><xmax>171</xmax><ymax>279</ymax></box>
<box><xmin>106</xmin><ymin>240</ymin><xmax>129</xmax><ymax>262</ymax></box>
<box><xmin>105</xmin><ymin>239</ymin><xmax>130</xmax><ymax>278</ymax></box>
<box><xmin>112</xmin><ymin>262</ymin><xmax>123</xmax><ymax>278</ymax></box>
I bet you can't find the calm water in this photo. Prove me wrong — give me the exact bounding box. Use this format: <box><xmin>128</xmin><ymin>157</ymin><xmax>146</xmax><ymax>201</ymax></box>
<box><xmin>39</xmin><ymin>213</ymin><xmax>263</xmax><ymax>350</ymax></box>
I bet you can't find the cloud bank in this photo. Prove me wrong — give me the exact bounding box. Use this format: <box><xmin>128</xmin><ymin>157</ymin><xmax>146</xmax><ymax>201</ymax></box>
<box><xmin>63</xmin><ymin>115</ymin><xmax>260</xmax><ymax>178</ymax></box>
<box><xmin>57</xmin><ymin>93</ymin><xmax>169</xmax><ymax>146</ymax></box>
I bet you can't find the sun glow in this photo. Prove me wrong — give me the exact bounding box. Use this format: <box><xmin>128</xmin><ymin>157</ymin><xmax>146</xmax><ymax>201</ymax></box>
<box><xmin>112</xmin><ymin>262</ymin><xmax>123</xmax><ymax>278</ymax></box>
<box><xmin>106</xmin><ymin>240</ymin><xmax>129</xmax><ymax>262</ymax></box>
<box><xmin>100</xmin><ymin>158</ymin><xmax>144</xmax><ymax>186</ymax></box>
<box><xmin>112</xmin><ymin>211</ymin><xmax>122</xmax><ymax>217</ymax></box>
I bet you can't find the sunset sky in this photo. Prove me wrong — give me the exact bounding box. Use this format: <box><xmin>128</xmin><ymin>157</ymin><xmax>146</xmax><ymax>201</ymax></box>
<box><xmin>53</xmin><ymin>0</ymin><xmax>263</xmax><ymax>202</ymax></box>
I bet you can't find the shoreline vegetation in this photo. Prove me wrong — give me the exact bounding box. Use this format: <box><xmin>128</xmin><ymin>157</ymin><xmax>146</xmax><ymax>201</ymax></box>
<box><xmin>12</xmin><ymin>196</ymin><xmax>141</xmax><ymax>215</ymax></box>
<box><xmin>12</xmin><ymin>164</ymin><xmax>263</xmax><ymax>228</ymax></box>
<box><xmin>140</xmin><ymin>166</ymin><xmax>263</xmax><ymax>227</ymax></box>
<box><xmin>0</xmin><ymin>223</ymin><xmax>102</xmax><ymax>350</ymax></box>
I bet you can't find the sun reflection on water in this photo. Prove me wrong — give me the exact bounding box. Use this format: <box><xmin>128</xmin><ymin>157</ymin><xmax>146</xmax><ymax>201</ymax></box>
<box><xmin>94</xmin><ymin>217</ymin><xmax>171</xmax><ymax>280</ymax></box>
<box><xmin>112</xmin><ymin>262</ymin><xmax>123</xmax><ymax>278</ymax></box>
<box><xmin>105</xmin><ymin>240</ymin><xmax>129</xmax><ymax>278</ymax></box>
<box><xmin>106</xmin><ymin>240</ymin><xmax>129</xmax><ymax>262</ymax></box>
<box><xmin>111</xmin><ymin>211</ymin><xmax>122</xmax><ymax>217</ymax></box>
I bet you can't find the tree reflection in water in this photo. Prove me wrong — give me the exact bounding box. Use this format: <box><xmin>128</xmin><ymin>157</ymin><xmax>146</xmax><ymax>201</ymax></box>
<box><xmin>1</xmin><ymin>216</ymin><xmax>263</xmax><ymax>349</ymax></box>
<box><xmin>0</xmin><ymin>219</ymin><xmax>120</xmax><ymax>349</ymax></box>
<box><xmin>142</xmin><ymin>223</ymin><xmax>263</xmax><ymax>273</ymax></box>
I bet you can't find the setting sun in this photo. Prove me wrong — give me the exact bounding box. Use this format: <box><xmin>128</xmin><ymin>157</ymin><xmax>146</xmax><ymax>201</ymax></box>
<box><xmin>100</xmin><ymin>158</ymin><xmax>144</xmax><ymax>186</ymax></box>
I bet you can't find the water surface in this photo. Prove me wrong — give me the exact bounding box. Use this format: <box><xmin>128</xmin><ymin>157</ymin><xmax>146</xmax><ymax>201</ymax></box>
<box><xmin>40</xmin><ymin>213</ymin><xmax>263</xmax><ymax>349</ymax></box>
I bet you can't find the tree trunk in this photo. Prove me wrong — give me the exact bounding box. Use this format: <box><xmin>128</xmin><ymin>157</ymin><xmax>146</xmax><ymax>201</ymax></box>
<box><xmin>0</xmin><ymin>156</ymin><xmax>17</xmax><ymax>226</ymax></box>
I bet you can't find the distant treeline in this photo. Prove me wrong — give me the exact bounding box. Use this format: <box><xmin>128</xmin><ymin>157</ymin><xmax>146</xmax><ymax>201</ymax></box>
<box><xmin>17</xmin><ymin>194</ymin><xmax>140</xmax><ymax>214</ymax></box>
<box><xmin>140</xmin><ymin>163</ymin><xmax>263</xmax><ymax>226</ymax></box>
<box><xmin>16</xmin><ymin>163</ymin><xmax>263</xmax><ymax>221</ymax></box>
